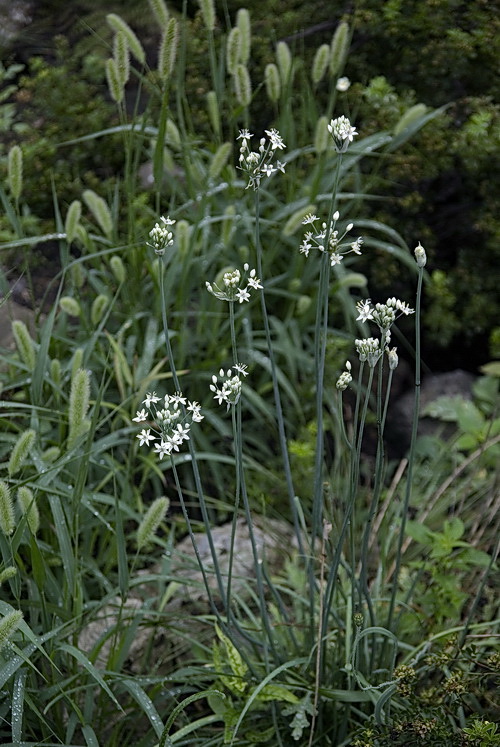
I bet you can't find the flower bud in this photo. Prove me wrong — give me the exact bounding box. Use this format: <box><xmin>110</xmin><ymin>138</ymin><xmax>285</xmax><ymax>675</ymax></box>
<box><xmin>414</xmin><ymin>242</ymin><xmax>427</xmax><ymax>268</ymax></box>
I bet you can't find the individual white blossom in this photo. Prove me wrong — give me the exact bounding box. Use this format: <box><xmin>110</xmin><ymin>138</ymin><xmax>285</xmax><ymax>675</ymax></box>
<box><xmin>336</xmin><ymin>76</ymin><xmax>351</xmax><ymax>92</ymax></box>
<box><xmin>206</xmin><ymin>263</ymin><xmax>262</xmax><ymax>303</ymax></box>
<box><xmin>210</xmin><ymin>365</ymin><xmax>248</xmax><ymax>410</ymax></box>
<box><xmin>327</xmin><ymin>115</ymin><xmax>357</xmax><ymax>152</ymax></box>
<box><xmin>133</xmin><ymin>391</ymin><xmax>203</xmax><ymax>460</ymax></box>
<box><xmin>147</xmin><ymin>215</ymin><xmax>176</xmax><ymax>256</ymax></box>
<box><xmin>237</xmin><ymin>128</ymin><xmax>286</xmax><ymax>189</ymax></box>
<box><xmin>356</xmin><ymin>300</ymin><xmax>374</xmax><ymax>323</ymax></box>
<box><xmin>299</xmin><ymin>212</ymin><xmax>363</xmax><ymax>265</ymax></box>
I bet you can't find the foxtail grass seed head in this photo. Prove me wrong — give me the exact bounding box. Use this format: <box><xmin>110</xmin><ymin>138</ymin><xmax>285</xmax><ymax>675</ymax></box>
<box><xmin>296</xmin><ymin>295</ymin><xmax>312</xmax><ymax>316</ymax></box>
<box><xmin>226</xmin><ymin>27</ymin><xmax>241</xmax><ymax>76</ymax></box>
<box><xmin>414</xmin><ymin>241</ymin><xmax>427</xmax><ymax>268</ymax></box>
<box><xmin>109</xmin><ymin>255</ymin><xmax>126</xmax><ymax>284</ymax></box>
<box><xmin>91</xmin><ymin>294</ymin><xmax>109</xmax><ymax>326</ymax></box>
<box><xmin>210</xmin><ymin>365</ymin><xmax>248</xmax><ymax>410</ymax></box>
<box><xmin>148</xmin><ymin>0</ymin><xmax>169</xmax><ymax>27</ymax></box>
<box><xmin>137</xmin><ymin>495</ymin><xmax>170</xmax><ymax>549</ymax></box>
<box><xmin>42</xmin><ymin>445</ymin><xmax>60</xmax><ymax>463</ymax></box>
<box><xmin>71</xmin><ymin>348</ymin><xmax>84</xmax><ymax>380</ymax></box>
<box><xmin>64</xmin><ymin>200</ymin><xmax>82</xmax><ymax>243</ymax></box>
<box><xmin>113</xmin><ymin>32</ymin><xmax>130</xmax><ymax>86</ymax></box>
<box><xmin>175</xmin><ymin>219</ymin><xmax>190</xmax><ymax>256</ymax></box>
<box><xmin>106</xmin><ymin>14</ymin><xmax>145</xmax><ymax>64</ymax></box>
<box><xmin>329</xmin><ymin>21</ymin><xmax>349</xmax><ymax>77</ymax></box>
<box><xmin>68</xmin><ymin>368</ymin><xmax>91</xmax><ymax>448</ymax></box>
<box><xmin>327</xmin><ymin>115</ymin><xmax>357</xmax><ymax>152</ymax></box>
<box><xmin>17</xmin><ymin>486</ymin><xmax>40</xmax><ymax>535</ymax></box>
<box><xmin>158</xmin><ymin>18</ymin><xmax>179</xmax><ymax>82</ymax></box>
<box><xmin>355</xmin><ymin>337</ymin><xmax>382</xmax><ymax>367</ymax></box>
<box><xmin>394</xmin><ymin>103</ymin><xmax>428</xmax><ymax>135</ymax></box>
<box><xmin>0</xmin><ymin>481</ymin><xmax>15</xmax><ymax>536</ymax></box>
<box><xmin>222</xmin><ymin>205</ymin><xmax>236</xmax><ymax>245</ymax></box>
<box><xmin>314</xmin><ymin>115</ymin><xmax>329</xmax><ymax>154</ymax></box>
<box><xmin>0</xmin><ymin>566</ymin><xmax>17</xmax><ymax>586</ymax></box>
<box><xmin>236</xmin><ymin>8</ymin><xmax>251</xmax><ymax>64</ymax></box>
<box><xmin>312</xmin><ymin>44</ymin><xmax>330</xmax><ymax>86</ymax></box>
<box><xmin>0</xmin><ymin>609</ymin><xmax>23</xmax><ymax>651</ymax></box>
<box><xmin>206</xmin><ymin>263</ymin><xmax>262</xmax><ymax>303</ymax></box>
<box><xmin>82</xmin><ymin>189</ymin><xmax>113</xmax><ymax>238</ymax></box>
<box><xmin>234</xmin><ymin>63</ymin><xmax>252</xmax><ymax>107</ymax></box>
<box><xmin>133</xmin><ymin>391</ymin><xmax>203</xmax><ymax>460</ymax></box>
<box><xmin>8</xmin><ymin>428</ymin><xmax>35</xmax><ymax>477</ymax></box>
<box><xmin>50</xmin><ymin>358</ymin><xmax>61</xmax><ymax>388</ymax></box>
<box><xmin>11</xmin><ymin>319</ymin><xmax>35</xmax><ymax>370</ymax></box>
<box><xmin>148</xmin><ymin>215</ymin><xmax>175</xmax><ymax>255</ymax></box>
<box><xmin>299</xmin><ymin>211</ymin><xmax>362</xmax><ymax>266</ymax></box>
<box><xmin>59</xmin><ymin>296</ymin><xmax>81</xmax><ymax>317</ymax></box>
<box><xmin>70</xmin><ymin>261</ymin><xmax>85</xmax><ymax>289</ymax></box>
<box><xmin>198</xmin><ymin>0</ymin><xmax>215</xmax><ymax>31</ymax></box>
<box><xmin>264</xmin><ymin>63</ymin><xmax>281</xmax><ymax>103</ymax></box>
<box><xmin>276</xmin><ymin>40</ymin><xmax>292</xmax><ymax>84</ymax></box>
<box><xmin>236</xmin><ymin>128</ymin><xmax>286</xmax><ymax>189</ymax></box>
<box><xmin>206</xmin><ymin>90</ymin><xmax>221</xmax><ymax>137</ymax></box>
<box><xmin>209</xmin><ymin>142</ymin><xmax>232</xmax><ymax>180</ymax></box>
<box><xmin>336</xmin><ymin>76</ymin><xmax>351</xmax><ymax>92</ymax></box>
<box><xmin>8</xmin><ymin>144</ymin><xmax>23</xmax><ymax>201</ymax></box>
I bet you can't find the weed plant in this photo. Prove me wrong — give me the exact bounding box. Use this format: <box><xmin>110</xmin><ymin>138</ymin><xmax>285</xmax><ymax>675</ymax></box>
<box><xmin>0</xmin><ymin>2</ymin><xmax>498</xmax><ymax>745</ymax></box>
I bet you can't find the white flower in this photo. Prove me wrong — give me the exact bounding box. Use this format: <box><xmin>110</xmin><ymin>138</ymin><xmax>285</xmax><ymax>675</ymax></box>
<box><xmin>336</xmin><ymin>76</ymin><xmax>351</xmax><ymax>92</ymax></box>
<box><xmin>356</xmin><ymin>300</ymin><xmax>373</xmax><ymax>323</ymax></box>
<box><xmin>169</xmin><ymin>392</ymin><xmax>187</xmax><ymax>406</ymax></box>
<box><xmin>386</xmin><ymin>346</ymin><xmax>399</xmax><ymax>370</ymax></box>
<box><xmin>330</xmin><ymin>253</ymin><xmax>343</xmax><ymax>266</ymax></box>
<box><xmin>237</xmin><ymin>129</ymin><xmax>253</xmax><ymax>141</ymax></box>
<box><xmin>236</xmin><ymin>287</ymin><xmax>251</xmax><ymax>303</ymax></box>
<box><xmin>143</xmin><ymin>392</ymin><xmax>161</xmax><ymax>407</ymax></box>
<box><xmin>247</xmin><ymin>269</ymin><xmax>263</xmax><ymax>290</ymax></box>
<box><xmin>261</xmin><ymin>164</ymin><xmax>276</xmax><ymax>176</ymax></box>
<box><xmin>132</xmin><ymin>409</ymin><xmax>148</xmax><ymax>422</ymax></box>
<box><xmin>350</xmin><ymin>237</ymin><xmax>363</xmax><ymax>255</ymax></box>
<box><xmin>302</xmin><ymin>214</ymin><xmax>318</xmax><ymax>225</ymax></box>
<box><xmin>233</xmin><ymin>362</ymin><xmax>249</xmax><ymax>376</ymax></box>
<box><xmin>265</xmin><ymin>128</ymin><xmax>286</xmax><ymax>150</ymax></box>
<box><xmin>137</xmin><ymin>429</ymin><xmax>155</xmax><ymax>446</ymax></box>
<box><xmin>153</xmin><ymin>440</ymin><xmax>171</xmax><ymax>460</ymax></box>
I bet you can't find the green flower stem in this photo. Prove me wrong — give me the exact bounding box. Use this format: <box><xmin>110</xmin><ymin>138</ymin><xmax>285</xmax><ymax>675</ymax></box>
<box><xmin>253</xmin><ymin>190</ymin><xmax>304</xmax><ymax>555</ymax></box>
<box><xmin>386</xmin><ymin>266</ymin><xmax>423</xmax><ymax>635</ymax></box>
<box><xmin>159</xmin><ymin>259</ymin><xmax>228</xmax><ymax>612</ymax></box>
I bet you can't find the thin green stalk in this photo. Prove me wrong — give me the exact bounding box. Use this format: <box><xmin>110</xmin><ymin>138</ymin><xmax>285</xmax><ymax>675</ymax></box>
<box><xmin>158</xmin><ymin>259</ymin><xmax>228</xmax><ymax>613</ymax></box>
<box><xmin>253</xmin><ymin>190</ymin><xmax>304</xmax><ymax>555</ymax></box>
<box><xmin>385</xmin><ymin>266</ymin><xmax>423</xmax><ymax>634</ymax></box>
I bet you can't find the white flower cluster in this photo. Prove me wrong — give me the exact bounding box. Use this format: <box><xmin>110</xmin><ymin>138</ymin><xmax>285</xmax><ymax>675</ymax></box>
<box><xmin>336</xmin><ymin>360</ymin><xmax>352</xmax><ymax>390</ymax></box>
<box><xmin>355</xmin><ymin>337</ymin><xmax>382</xmax><ymax>368</ymax></box>
<box><xmin>206</xmin><ymin>263</ymin><xmax>263</xmax><ymax>303</ymax></box>
<box><xmin>355</xmin><ymin>297</ymin><xmax>414</xmax><ymax>368</ymax></box>
<box><xmin>356</xmin><ymin>298</ymin><xmax>414</xmax><ymax>331</ymax></box>
<box><xmin>147</xmin><ymin>216</ymin><xmax>176</xmax><ymax>256</ymax></box>
<box><xmin>327</xmin><ymin>115</ymin><xmax>357</xmax><ymax>153</ymax></box>
<box><xmin>133</xmin><ymin>391</ymin><xmax>203</xmax><ymax>460</ymax></box>
<box><xmin>237</xmin><ymin>128</ymin><xmax>286</xmax><ymax>190</ymax></box>
<box><xmin>210</xmin><ymin>364</ymin><xmax>248</xmax><ymax>410</ymax></box>
<box><xmin>299</xmin><ymin>211</ymin><xmax>363</xmax><ymax>267</ymax></box>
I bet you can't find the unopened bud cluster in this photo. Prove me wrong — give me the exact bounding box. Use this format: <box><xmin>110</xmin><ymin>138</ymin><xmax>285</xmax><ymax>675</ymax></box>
<box><xmin>299</xmin><ymin>211</ymin><xmax>363</xmax><ymax>267</ymax></box>
<box><xmin>336</xmin><ymin>360</ymin><xmax>352</xmax><ymax>390</ymax></box>
<box><xmin>355</xmin><ymin>337</ymin><xmax>382</xmax><ymax>368</ymax></box>
<box><xmin>148</xmin><ymin>215</ymin><xmax>176</xmax><ymax>255</ymax></box>
<box><xmin>237</xmin><ymin>128</ymin><xmax>286</xmax><ymax>190</ymax></box>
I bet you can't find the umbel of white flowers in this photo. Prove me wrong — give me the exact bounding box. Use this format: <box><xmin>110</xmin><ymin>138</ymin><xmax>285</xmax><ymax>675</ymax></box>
<box><xmin>299</xmin><ymin>211</ymin><xmax>363</xmax><ymax>266</ymax></box>
<box><xmin>147</xmin><ymin>216</ymin><xmax>176</xmax><ymax>256</ymax></box>
<box><xmin>210</xmin><ymin>364</ymin><xmax>248</xmax><ymax>410</ymax></box>
<box><xmin>237</xmin><ymin>128</ymin><xmax>286</xmax><ymax>190</ymax></box>
<box><xmin>206</xmin><ymin>264</ymin><xmax>262</xmax><ymax>303</ymax></box>
<box><xmin>133</xmin><ymin>391</ymin><xmax>203</xmax><ymax>460</ymax></box>
<box><xmin>327</xmin><ymin>115</ymin><xmax>357</xmax><ymax>153</ymax></box>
